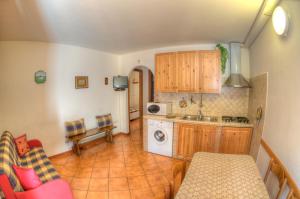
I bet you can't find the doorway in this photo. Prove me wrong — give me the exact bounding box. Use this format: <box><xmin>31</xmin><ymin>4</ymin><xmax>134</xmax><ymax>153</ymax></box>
<box><xmin>128</xmin><ymin>66</ymin><xmax>154</xmax><ymax>144</ymax></box>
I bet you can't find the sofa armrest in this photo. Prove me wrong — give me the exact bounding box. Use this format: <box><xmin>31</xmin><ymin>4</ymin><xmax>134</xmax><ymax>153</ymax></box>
<box><xmin>27</xmin><ymin>139</ymin><xmax>43</xmax><ymax>149</ymax></box>
<box><xmin>14</xmin><ymin>179</ymin><xmax>73</xmax><ymax>199</ymax></box>
<box><xmin>0</xmin><ymin>174</ymin><xmax>17</xmax><ymax>199</ymax></box>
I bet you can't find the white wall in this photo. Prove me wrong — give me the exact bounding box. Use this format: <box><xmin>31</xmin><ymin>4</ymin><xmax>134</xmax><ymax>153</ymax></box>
<box><xmin>250</xmin><ymin>0</ymin><xmax>300</xmax><ymax>186</ymax></box>
<box><xmin>0</xmin><ymin>41</ymin><xmax>121</xmax><ymax>156</ymax></box>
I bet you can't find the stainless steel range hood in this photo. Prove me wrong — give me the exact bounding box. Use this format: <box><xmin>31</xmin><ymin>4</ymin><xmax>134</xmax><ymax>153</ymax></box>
<box><xmin>224</xmin><ymin>42</ymin><xmax>250</xmax><ymax>88</ymax></box>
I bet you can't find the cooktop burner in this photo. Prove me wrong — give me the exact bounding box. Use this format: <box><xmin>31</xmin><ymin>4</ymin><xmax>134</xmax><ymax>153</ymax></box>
<box><xmin>222</xmin><ymin>116</ymin><xmax>249</xmax><ymax>123</ymax></box>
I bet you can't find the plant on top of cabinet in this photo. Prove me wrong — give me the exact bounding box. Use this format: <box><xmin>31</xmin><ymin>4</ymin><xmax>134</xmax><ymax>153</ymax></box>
<box><xmin>216</xmin><ymin>44</ymin><xmax>229</xmax><ymax>74</ymax></box>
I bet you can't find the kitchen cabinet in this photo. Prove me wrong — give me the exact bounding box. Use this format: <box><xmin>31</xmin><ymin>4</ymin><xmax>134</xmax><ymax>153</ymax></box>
<box><xmin>200</xmin><ymin>51</ymin><xmax>221</xmax><ymax>93</ymax></box>
<box><xmin>195</xmin><ymin>125</ymin><xmax>218</xmax><ymax>153</ymax></box>
<box><xmin>175</xmin><ymin>123</ymin><xmax>252</xmax><ymax>160</ymax></box>
<box><xmin>177</xmin><ymin>123</ymin><xmax>197</xmax><ymax>159</ymax></box>
<box><xmin>155</xmin><ymin>52</ymin><xmax>177</xmax><ymax>92</ymax></box>
<box><xmin>176</xmin><ymin>124</ymin><xmax>218</xmax><ymax>160</ymax></box>
<box><xmin>155</xmin><ymin>50</ymin><xmax>220</xmax><ymax>94</ymax></box>
<box><xmin>219</xmin><ymin>127</ymin><xmax>252</xmax><ymax>154</ymax></box>
<box><xmin>177</xmin><ymin>51</ymin><xmax>200</xmax><ymax>92</ymax></box>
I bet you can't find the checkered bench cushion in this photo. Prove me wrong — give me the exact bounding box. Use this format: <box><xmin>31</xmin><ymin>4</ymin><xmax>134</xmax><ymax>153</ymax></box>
<box><xmin>20</xmin><ymin>147</ymin><xmax>60</xmax><ymax>184</ymax></box>
<box><xmin>0</xmin><ymin>131</ymin><xmax>23</xmax><ymax>192</ymax></box>
<box><xmin>65</xmin><ymin>118</ymin><xmax>86</xmax><ymax>137</ymax></box>
<box><xmin>96</xmin><ymin>114</ymin><xmax>113</xmax><ymax>128</ymax></box>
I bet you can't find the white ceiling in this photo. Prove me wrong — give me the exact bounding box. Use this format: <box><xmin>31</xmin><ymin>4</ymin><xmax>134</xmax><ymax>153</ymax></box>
<box><xmin>0</xmin><ymin>0</ymin><xmax>263</xmax><ymax>54</ymax></box>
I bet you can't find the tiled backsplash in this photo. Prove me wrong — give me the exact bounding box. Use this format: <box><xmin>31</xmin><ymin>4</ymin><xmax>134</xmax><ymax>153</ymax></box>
<box><xmin>155</xmin><ymin>87</ymin><xmax>249</xmax><ymax>117</ymax></box>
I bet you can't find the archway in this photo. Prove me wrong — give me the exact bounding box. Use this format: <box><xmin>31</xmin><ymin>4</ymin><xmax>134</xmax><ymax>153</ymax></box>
<box><xmin>128</xmin><ymin>66</ymin><xmax>154</xmax><ymax>144</ymax></box>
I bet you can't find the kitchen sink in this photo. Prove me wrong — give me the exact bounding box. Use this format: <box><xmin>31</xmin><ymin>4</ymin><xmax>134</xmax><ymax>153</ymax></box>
<box><xmin>181</xmin><ymin>115</ymin><xmax>218</xmax><ymax>122</ymax></box>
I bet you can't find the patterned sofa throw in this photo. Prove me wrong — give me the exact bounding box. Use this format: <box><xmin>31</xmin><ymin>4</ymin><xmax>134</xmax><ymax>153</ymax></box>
<box><xmin>0</xmin><ymin>131</ymin><xmax>60</xmax><ymax>193</ymax></box>
<box><xmin>0</xmin><ymin>131</ymin><xmax>23</xmax><ymax>192</ymax></box>
<box><xmin>65</xmin><ymin>118</ymin><xmax>86</xmax><ymax>137</ymax></box>
<box><xmin>96</xmin><ymin>114</ymin><xmax>113</xmax><ymax>129</ymax></box>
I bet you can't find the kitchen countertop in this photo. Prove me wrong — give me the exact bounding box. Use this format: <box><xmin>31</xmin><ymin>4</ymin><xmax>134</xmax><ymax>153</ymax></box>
<box><xmin>143</xmin><ymin>114</ymin><xmax>254</xmax><ymax>128</ymax></box>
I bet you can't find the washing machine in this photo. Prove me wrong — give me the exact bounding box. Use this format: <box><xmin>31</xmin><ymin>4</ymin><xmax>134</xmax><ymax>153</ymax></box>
<box><xmin>147</xmin><ymin>119</ymin><xmax>173</xmax><ymax>157</ymax></box>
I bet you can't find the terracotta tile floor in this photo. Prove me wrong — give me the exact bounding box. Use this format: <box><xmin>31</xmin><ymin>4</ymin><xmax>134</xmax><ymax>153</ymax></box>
<box><xmin>50</xmin><ymin>118</ymin><xmax>183</xmax><ymax>199</ymax></box>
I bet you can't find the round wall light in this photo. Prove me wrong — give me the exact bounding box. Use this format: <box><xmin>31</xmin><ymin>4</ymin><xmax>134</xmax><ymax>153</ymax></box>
<box><xmin>272</xmin><ymin>6</ymin><xmax>289</xmax><ymax>36</ymax></box>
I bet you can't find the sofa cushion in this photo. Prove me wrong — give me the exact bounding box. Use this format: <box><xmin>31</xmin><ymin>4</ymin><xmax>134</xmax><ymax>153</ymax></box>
<box><xmin>0</xmin><ymin>131</ymin><xmax>23</xmax><ymax>192</ymax></box>
<box><xmin>65</xmin><ymin>118</ymin><xmax>86</xmax><ymax>137</ymax></box>
<box><xmin>13</xmin><ymin>165</ymin><xmax>42</xmax><ymax>190</ymax></box>
<box><xmin>20</xmin><ymin>147</ymin><xmax>60</xmax><ymax>184</ymax></box>
<box><xmin>14</xmin><ymin>134</ymin><xmax>30</xmax><ymax>157</ymax></box>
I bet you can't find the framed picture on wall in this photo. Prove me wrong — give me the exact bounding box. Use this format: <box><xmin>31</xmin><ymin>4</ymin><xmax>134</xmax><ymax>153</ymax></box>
<box><xmin>75</xmin><ymin>76</ymin><xmax>89</xmax><ymax>89</ymax></box>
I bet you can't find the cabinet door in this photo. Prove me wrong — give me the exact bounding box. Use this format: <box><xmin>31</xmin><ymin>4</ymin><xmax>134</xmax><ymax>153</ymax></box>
<box><xmin>155</xmin><ymin>53</ymin><xmax>177</xmax><ymax>92</ymax></box>
<box><xmin>219</xmin><ymin>127</ymin><xmax>252</xmax><ymax>154</ymax></box>
<box><xmin>177</xmin><ymin>124</ymin><xmax>196</xmax><ymax>159</ymax></box>
<box><xmin>195</xmin><ymin>125</ymin><xmax>218</xmax><ymax>153</ymax></box>
<box><xmin>200</xmin><ymin>51</ymin><xmax>221</xmax><ymax>93</ymax></box>
<box><xmin>177</xmin><ymin>51</ymin><xmax>200</xmax><ymax>92</ymax></box>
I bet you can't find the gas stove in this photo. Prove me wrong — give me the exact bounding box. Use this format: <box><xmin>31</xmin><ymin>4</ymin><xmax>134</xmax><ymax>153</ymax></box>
<box><xmin>222</xmin><ymin>116</ymin><xmax>249</xmax><ymax>124</ymax></box>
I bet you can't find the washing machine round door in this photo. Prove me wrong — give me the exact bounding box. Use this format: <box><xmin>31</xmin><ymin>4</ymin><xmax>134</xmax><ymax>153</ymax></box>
<box><xmin>153</xmin><ymin>129</ymin><xmax>168</xmax><ymax>144</ymax></box>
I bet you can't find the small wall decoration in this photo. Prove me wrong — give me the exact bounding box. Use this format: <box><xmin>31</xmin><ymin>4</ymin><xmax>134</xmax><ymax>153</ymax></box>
<box><xmin>105</xmin><ymin>77</ymin><xmax>108</xmax><ymax>85</ymax></box>
<box><xmin>75</xmin><ymin>76</ymin><xmax>89</xmax><ymax>89</ymax></box>
<box><xmin>34</xmin><ymin>70</ymin><xmax>47</xmax><ymax>84</ymax></box>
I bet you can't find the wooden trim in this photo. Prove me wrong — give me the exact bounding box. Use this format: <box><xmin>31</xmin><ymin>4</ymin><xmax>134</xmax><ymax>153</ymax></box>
<box><xmin>127</xmin><ymin>73</ymin><xmax>131</xmax><ymax>134</ymax></box>
<box><xmin>148</xmin><ymin>69</ymin><xmax>154</xmax><ymax>102</ymax></box>
<box><xmin>128</xmin><ymin>69</ymin><xmax>143</xmax><ymax>137</ymax></box>
<box><xmin>138</xmin><ymin>69</ymin><xmax>143</xmax><ymax>149</ymax></box>
<box><xmin>49</xmin><ymin>150</ymin><xmax>73</xmax><ymax>160</ymax></box>
<box><xmin>261</xmin><ymin>139</ymin><xmax>300</xmax><ymax>198</ymax></box>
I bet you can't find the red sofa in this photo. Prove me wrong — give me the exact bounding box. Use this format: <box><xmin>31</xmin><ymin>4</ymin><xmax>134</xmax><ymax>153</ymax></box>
<box><xmin>0</xmin><ymin>131</ymin><xmax>73</xmax><ymax>199</ymax></box>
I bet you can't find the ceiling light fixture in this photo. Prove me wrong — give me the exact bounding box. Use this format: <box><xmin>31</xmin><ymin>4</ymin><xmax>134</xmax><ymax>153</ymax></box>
<box><xmin>272</xmin><ymin>6</ymin><xmax>289</xmax><ymax>36</ymax></box>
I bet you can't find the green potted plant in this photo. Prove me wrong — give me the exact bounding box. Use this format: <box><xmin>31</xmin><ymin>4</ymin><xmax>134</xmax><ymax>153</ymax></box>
<box><xmin>216</xmin><ymin>44</ymin><xmax>229</xmax><ymax>74</ymax></box>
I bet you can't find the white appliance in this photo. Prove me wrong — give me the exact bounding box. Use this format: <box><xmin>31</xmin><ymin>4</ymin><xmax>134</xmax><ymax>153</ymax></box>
<box><xmin>147</xmin><ymin>102</ymin><xmax>172</xmax><ymax>116</ymax></box>
<box><xmin>148</xmin><ymin>119</ymin><xmax>173</xmax><ymax>157</ymax></box>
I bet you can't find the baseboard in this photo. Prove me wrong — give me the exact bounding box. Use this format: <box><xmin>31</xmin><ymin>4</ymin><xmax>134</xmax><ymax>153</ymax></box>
<box><xmin>49</xmin><ymin>132</ymin><xmax>126</xmax><ymax>159</ymax></box>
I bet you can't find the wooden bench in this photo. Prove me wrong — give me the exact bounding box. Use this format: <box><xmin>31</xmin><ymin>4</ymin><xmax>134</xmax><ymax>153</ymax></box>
<box><xmin>67</xmin><ymin>125</ymin><xmax>116</xmax><ymax>156</ymax></box>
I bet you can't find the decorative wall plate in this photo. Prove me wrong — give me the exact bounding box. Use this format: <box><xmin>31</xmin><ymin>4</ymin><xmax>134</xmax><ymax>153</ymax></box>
<box><xmin>35</xmin><ymin>70</ymin><xmax>46</xmax><ymax>84</ymax></box>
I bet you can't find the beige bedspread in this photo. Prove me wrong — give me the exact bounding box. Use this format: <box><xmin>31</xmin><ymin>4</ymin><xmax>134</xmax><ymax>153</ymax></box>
<box><xmin>175</xmin><ymin>152</ymin><xmax>269</xmax><ymax>199</ymax></box>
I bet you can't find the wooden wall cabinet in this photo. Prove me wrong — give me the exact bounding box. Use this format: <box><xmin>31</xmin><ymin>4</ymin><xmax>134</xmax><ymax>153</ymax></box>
<box><xmin>219</xmin><ymin>127</ymin><xmax>252</xmax><ymax>154</ymax></box>
<box><xmin>176</xmin><ymin>123</ymin><xmax>252</xmax><ymax>160</ymax></box>
<box><xmin>155</xmin><ymin>50</ymin><xmax>221</xmax><ymax>94</ymax></box>
<box><xmin>177</xmin><ymin>51</ymin><xmax>200</xmax><ymax>92</ymax></box>
<box><xmin>201</xmin><ymin>51</ymin><xmax>221</xmax><ymax>93</ymax></box>
<box><xmin>155</xmin><ymin>52</ymin><xmax>177</xmax><ymax>92</ymax></box>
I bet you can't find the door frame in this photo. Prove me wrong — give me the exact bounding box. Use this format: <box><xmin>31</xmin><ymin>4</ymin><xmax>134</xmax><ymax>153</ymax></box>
<box><xmin>128</xmin><ymin>69</ymin><xmax>143</xmax><ymax>135</ymax></box>
<box><xmin>148</xmin><ymin>69</ymin><xmax>154</xmax><ymax>102</ymax></box>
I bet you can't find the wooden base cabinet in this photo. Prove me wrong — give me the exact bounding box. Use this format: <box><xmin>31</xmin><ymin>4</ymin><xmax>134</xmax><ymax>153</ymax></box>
<box><xmin>219</xmin><ymin>127</ymin><xmax>252</xmax><ymax>154</ymax></box>
<box><xmin>176</xmin><ymin>123</ymin><xmax>218</xmax><ymax>160</ymax></box>
<box><xmin>177</xmin><ymin>124</ymin><xmax>196</xmax><ymax>159</ymax></box>
<box><xmin>175</xmin><ymin>123</ymin><xmax>252</xmax><ymax>160</ymax></box>
<box><xmin>195</xmin><ymin>125</ymin><xmax>218</xmax><ymax>153</ymax></box>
